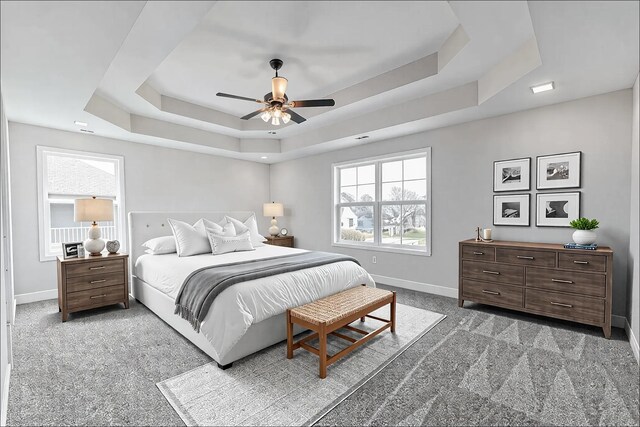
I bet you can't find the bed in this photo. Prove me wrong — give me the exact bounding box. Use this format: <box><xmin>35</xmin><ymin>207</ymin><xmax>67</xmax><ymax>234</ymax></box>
<box><xmin>128</xmin><ymin>211</ymin><xmax>375</xmax><ymax>368</ymax></box>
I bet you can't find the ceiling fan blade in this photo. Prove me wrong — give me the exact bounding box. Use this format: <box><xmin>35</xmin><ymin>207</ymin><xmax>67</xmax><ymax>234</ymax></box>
<box><xmin>285</xmin><ymin>109</ymin><xmax>306</xmax><ymax>124</ymax></box>
<box><xmin>216</xmin><ymin>92</ymin><xmax>265</xmax><ymax>104</ymax></box>
<box><xmin>290</xmin><ymin>99</ymin><xmax>335</xmax><ymax>108</ymax></box>
<box><xmin>240</xmin><ymin>108</ymin><xmax>266</xmax><ymax>120</ymax></box>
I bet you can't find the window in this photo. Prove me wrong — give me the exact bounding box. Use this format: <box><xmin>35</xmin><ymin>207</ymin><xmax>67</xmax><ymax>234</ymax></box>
<box><xmin>332</xmin><ymin>148</ymin><xmax>431</xmax><ymax>255</ymax></box>
<box><xmin>37</xmin><ymin>146</ymin><xmax>125</xmax><ymax>261</ymax></box>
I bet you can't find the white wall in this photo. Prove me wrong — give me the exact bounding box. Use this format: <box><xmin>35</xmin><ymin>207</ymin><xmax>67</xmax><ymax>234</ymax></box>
<box><xmin>8</xmin><ymin>122</ymin><xmax>271</xmax><ymax>297</ymax></box>
<box><xmin>628</xmin><ymin>74</ymin><xmax>639</xmax><ymax>361</ymax></box>
<box><xmin>271</xmin><ymin>90</ymin><xmax>633</xmax><ymax>318</ymax></box>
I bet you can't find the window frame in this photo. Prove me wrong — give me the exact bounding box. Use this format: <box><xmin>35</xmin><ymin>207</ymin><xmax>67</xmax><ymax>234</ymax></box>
<box><xmin>331</xmin><ymin>147</ymin><xmax>432</xmax><ymax>256</ymax></box>
<box><xmin>36</xmin><ymin>146</ymin><xmax>126</xmax><ymax>261</ymax></box>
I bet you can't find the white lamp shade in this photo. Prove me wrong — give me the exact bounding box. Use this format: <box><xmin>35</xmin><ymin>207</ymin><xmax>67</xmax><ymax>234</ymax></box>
<box><xmin>271</xmin><ymin>76</ymin><xmax>288</xmax><ymax>100</ymax></box>
<box><xmin>74</xmin><ymin>198</ymin><xmax>114</xmax><ymax>222</ymax></box>
<box><xmin>263</xmin><ymin>202</ymin><xmax>284</xmax><ymax>217</ymax></box>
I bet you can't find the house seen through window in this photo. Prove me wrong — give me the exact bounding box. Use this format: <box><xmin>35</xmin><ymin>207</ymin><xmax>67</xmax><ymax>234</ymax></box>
<box><xmin>333</xmin><ymin>149</ymin><xmax>431</xmax><ymax>255</ymax></box>
<box><xmin>37</xmin><ymin>147</ymin><xmax>125</xmax><ymax>260</ymax></box>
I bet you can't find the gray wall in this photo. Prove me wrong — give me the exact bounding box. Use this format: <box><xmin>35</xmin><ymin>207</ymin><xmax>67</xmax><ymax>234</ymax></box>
<box><xmin>8</xmin><ymin>122</ymin><xmax>271</xmax><ymax>296</ymax></box>
<box><xmin>628</xmin><ymin>74</ymin><xmax>639</xmax><ymax>355</ymax></box>
<box><xmin>271</xmin><ymin>90</ymin><xmax>633</xmax><ymax>318</ymax></box>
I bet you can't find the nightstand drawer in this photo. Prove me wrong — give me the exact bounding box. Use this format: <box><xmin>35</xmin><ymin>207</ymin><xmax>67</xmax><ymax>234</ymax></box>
<box><xmin>66</xmin><ymin>284</ymin><xmax>126</xmax><ymax>310</ymax></box>
<box><xmin>65</xmin><ymin>258</ymin><xmax>124</xmax><ymax>278</ymax></box>
<box><xmin>462</xmin><ymin>260</ymin><xmax>524</xmax><ymax>285</ymax></box>
<box><xmin>66</xmin><ymin>271</ymin><xmax>125</xmax><ymax>293</ymax></box>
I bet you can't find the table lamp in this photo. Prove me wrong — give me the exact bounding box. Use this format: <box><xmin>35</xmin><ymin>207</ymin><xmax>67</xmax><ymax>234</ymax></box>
<box><xmin>263</xmin><ymin>202</ymin><xmax>284</xmax><ymax>236</ymax></box>
<box><xmin>74</xmin><ymin>196</ymin><xmax>114</xmax><ymax>256</ymax></box>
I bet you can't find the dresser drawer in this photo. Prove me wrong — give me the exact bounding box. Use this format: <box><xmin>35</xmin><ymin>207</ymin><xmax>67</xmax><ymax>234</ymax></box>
<box><xmin>558</xmin><ymin>253</ymin><xmax>606</xmax><ymax>272</ymax></box>
<box><xmin>461</xmin><ymin>244</ymin><xmax>495</xmax><ymax>261</ymax></box>
<box><xmin>462</xmin><ymin>279</ymin><xmax>523</xmax><ymax>309</ymax></box>
<box><xmin>526</xmin><ymin>267</ymin><xmax>606</xmax><ymax>298</ymax></box>
<box><xmin>525</xmin><ymin>289</ymin><xmax>604</xmax><ymax>325</ymax></box>
<box><xmin>66</xmin><ymin>284</ymin><xmax>126</xmax><ymax>310</ymax></box>
<box><xmin>66</xmin><ymin>271</ymin><xmax>125</xmax><ymax>293</ymax></box>
<box><xmin>462</xmin><ymin>260</ymin><xmax>524</xmax><ymax>285</ymax></box>
<box><xmin>495</xmin><ymin>248</ymin><xmax>555</xmax><ymax>267</ymax></box>
<box><xmin>65</xmin><ymin>258</ymin><xmax>125</xmax><ymax>278</ymax></box>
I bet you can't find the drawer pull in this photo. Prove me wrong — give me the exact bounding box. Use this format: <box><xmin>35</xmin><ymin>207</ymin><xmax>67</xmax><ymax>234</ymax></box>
<box><xmin>516</xmin><ymin>256</ymin><xmax>534</xmax><ymax>260</ymax></box>
<box><xmin>89</xmin><ymin>266</ymin><xmax>106</xmax><ymax>270</ymax></box>
<box><xmin>473</xmin><ymin>251</ymin><xmax>484</xmax><ymax>255</ymax></box>
<box><xmin>482</xmin><ymin>270</ymin><xmax>501</xmax><ymax>275</ymax></box>
<box><xmin>482</xmin><ymin>290</ymin><xmax>500</xmax><ymax>295</ymax></box>
<box><xmin>573</xmin><ymin>260</ymin><xmax>589</xmax><ymax>265</ymax></box>
<box><xmin>90</xmin><ymin>279</ymin><xmax>106</xmax><ymax>284</ymax></box>
<box><xmin>549</xmin><ymin>301</ymin><xmax>573</xmax><ymax>308</ymax></box>
<box><xmin>551</xmin><ymin>278</ymin><xmax>573</xmax><ymax>284</ymax></box>
<box><xmin>90</xmin><ymin>294</ymin><xmax>107</xmax><ymax>299</ymax></box>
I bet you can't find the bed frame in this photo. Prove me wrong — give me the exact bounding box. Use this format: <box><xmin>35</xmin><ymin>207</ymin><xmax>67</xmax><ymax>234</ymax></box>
<box><xmin>128</xmin><ymin>211</ymin><xmax>304</xmax><ymax>368</ymax></box>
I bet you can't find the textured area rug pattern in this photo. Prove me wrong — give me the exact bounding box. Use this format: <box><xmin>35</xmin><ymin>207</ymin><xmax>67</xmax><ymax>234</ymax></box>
<box><xmin>318</xmin><ymin>309</ymin><xmax>640</xmax><ymax>426</ymax></box>
<box><xmin>157</xmin><ymin>304</ymin><xmax>445</xmax><ymax>426</ymax></box>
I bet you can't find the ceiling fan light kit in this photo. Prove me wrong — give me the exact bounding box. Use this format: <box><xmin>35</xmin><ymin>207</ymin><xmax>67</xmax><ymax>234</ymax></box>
<box><xmin>216</xmin><ymin>59</ymin><xmax>336</xmax><ymax>126</ymax></box>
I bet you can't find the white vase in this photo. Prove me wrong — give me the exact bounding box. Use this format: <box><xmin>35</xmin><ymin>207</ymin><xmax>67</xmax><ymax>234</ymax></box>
<box><xmin>572</xmin><ymin>229</ymin><xmax>597</xmax><ymax>245</ymax></box>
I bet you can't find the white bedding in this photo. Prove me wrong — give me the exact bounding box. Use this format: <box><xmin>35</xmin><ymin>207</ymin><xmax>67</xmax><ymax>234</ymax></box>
<box><xmin>135</xmin><ymin>245</ymin><xmax>375</xmax><ymax>358</ymax></box>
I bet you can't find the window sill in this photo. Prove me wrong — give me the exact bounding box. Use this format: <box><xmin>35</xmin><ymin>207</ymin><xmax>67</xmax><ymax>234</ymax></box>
<box><xmin>331</xmin><ymin>242</ymin><xmax>431</xmax><ymax>257</ymax></box>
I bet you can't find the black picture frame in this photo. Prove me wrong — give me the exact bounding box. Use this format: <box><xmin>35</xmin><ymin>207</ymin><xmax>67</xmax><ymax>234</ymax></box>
<box><xmin>62</xmin><ymin>241</ymin><xmax>83</xmax><ymax>259</ymax></box>
<box><xmin>493</xmin><ymin>157</ymin><xmax>531</xmax><ymax>192</ymax></box>
<box><xmin>493</xmin><ymin>194</ymin><xmax>530</xmax><ymax>227</ymax></box>
<box><xmin>536</xmin><ymin>191</ymin><xmax>581</xmax><ymax>227</ymax></box>
<box><xmin>536</xmin><ymin>151</ymin><xmax>582</xmax><ymax>190</ymax></box>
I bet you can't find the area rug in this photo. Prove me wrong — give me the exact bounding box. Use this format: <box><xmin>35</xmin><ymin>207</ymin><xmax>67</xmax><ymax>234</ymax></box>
<box><xmin>157</xmin><ymin>303</ymin><xmax>445</xmax><ymax>426</ymax></box>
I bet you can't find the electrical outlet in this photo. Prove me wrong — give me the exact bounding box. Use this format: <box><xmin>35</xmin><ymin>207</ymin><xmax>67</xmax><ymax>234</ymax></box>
<box><xmin>372</xmin><ymin>256</ymin><xmax>377</xmax><ymax>264</ymax></box>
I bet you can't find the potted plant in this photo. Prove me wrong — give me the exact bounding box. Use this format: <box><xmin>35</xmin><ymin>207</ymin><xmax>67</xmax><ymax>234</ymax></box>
<box><xmin>569</xmin><ymin>217</ymin><xmax>599</xmax><ymax>245</ymax></box>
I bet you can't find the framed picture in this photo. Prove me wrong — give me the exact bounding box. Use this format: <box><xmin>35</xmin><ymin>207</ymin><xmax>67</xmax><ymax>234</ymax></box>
<box><xmin>493</xmin><ymin>157</ymin><xmax>531</xmax><ymax>192</ymax></box>
<box><xmin>536</xmin><ymin>151</ymin><xmax>581</xmax><ymax>190</ymax></box>
<box><xmin>62</xmin><ymin>242</ymin><xmax>84</xmax><ymax>259</ymax></box>
<box><xmin>536</xmin><ymin>192</ymin><xmax>581</xmax><ymax>227</ymax></box>
<box><xmin>493</xmin><ymin>194</ymin><xmax>530</xmax><ymax>226</ymax></box>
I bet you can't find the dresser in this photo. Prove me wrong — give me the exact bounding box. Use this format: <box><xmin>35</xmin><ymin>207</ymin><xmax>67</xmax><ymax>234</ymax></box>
<box><xmin>458</xmin><ymin>240</ymin><xmax>613</xmax><ymax>338</ymax></box>
<box><xmin>264</xmin><ymin>235</ymin><xmax>294</xmax><ymax>248</ymax></box>
<box><xmin>57</xmin><ymin>253</ymin><xmax>129</xmax><ymax>322</ymax></box>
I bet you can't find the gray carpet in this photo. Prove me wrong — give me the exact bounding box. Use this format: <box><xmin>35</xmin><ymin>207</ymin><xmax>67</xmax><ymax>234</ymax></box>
<box><xmin>6</xmin><ymin>285</ymin><xmax>639</xmax><ymax>426</ymax></box>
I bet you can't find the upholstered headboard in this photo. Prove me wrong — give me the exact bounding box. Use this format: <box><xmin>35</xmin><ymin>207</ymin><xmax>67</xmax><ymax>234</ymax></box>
<box><xmin>127</xmin><ymin>211</ymin><xmax>256</xmax><ymax>270</ymax></box>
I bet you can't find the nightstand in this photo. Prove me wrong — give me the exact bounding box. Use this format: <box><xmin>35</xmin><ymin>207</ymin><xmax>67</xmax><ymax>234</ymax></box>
<box><xmin>264</xmin><ymin>235</ymin><xmax>294</xmax><ymax>248</ymax></box>
<box><xmin>57</xmin><ymin>253</ymin><xmax>129</xmax><ymax>322</ymax></box>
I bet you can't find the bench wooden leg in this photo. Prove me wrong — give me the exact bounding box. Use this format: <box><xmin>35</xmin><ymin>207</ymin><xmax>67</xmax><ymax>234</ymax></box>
<box><xmin>319</xmin><ymin>322</ymin><xmax>327</xmax><ymax>379</ymax></box>
<box><xmin>286</xmin><ymin>309</ymin><xmax>293</xmax><ymax>359</ymax></box>
<box><xmin>391</xmin><ymin>292</ymin><xmax>396</xmax><ymax>333</ymax></box>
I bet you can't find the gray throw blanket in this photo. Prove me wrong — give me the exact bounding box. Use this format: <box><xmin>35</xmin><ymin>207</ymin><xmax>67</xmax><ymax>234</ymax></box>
<box><xmin>174</xmin><ymin>251</ymin><xmax>360</xmax><ymax>332</ymax></box>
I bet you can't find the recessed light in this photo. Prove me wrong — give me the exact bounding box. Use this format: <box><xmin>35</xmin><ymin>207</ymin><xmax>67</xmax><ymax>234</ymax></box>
<box><xmin>79</xmin><ymin>129</ymin><xmax>94</xmax><ymax>134</ymax></box>
<box><xmin>530</xmin><ymin>82</ymin><xmax>554</xmax><ymax>94</ymax></box>
<box><xmin>355</xmin><ymin>135</ymin><xmax>369</xmax><ymax>140</ymax></box>
<box><xmin>261</xmin><ymin>156</ymin><xmax>268</xmax><ymax>159</ymax></box>
<box><xmin>74</xmin><ymin>120</ymin><xmax>88</xmax><ymax>127</ymax></box>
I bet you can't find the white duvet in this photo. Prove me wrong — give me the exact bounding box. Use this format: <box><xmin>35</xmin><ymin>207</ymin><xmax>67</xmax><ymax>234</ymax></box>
<box><xmin>135</xmin><ymin>245</ymin><xmax>375</xmax><ymax>358</ymax></box>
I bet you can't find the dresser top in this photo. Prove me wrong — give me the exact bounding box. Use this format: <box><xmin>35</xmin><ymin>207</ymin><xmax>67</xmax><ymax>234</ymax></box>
<box><xmin>460</xmin><ymin>239</ymin><xmax>612</xmax><ymax>254</ymax></box>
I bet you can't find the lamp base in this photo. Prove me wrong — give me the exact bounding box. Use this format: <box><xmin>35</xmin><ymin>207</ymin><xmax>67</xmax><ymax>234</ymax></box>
<box><xmin>85</xmin><ymin>223</ymin><xmax>105</xmax><ymax>256</ymax></box>
<box><xmin>269</xmin><ymin>218</ymin><xmax>280</xmax><ymax>236</ymax></box>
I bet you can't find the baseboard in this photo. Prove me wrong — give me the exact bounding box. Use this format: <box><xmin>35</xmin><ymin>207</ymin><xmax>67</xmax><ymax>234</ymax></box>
<box><xmin>371</xmin><ymin>274</ymin><xmax>458</xmax><ymax>299</ymax></box>
<box><xmin>15</xmin><ymin>289</ymin><xmax>57</xmax><ymax>305</ymax></box>
<box><xmin>11</xmin><ymin>298</ymin><xmax>16</xmax><ymax>324</ymax></box>
<box><xmin>1</xmin><ymin>362</ymin><xmax>11</xmax><ymax>426</ymax></box>
<box><xmin>625</xmin><ymin>319</ymin><xmax>639</xmax><ymax>364</ymax></box>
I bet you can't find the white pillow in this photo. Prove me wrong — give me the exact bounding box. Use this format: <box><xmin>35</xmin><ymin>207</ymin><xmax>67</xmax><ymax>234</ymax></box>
<box><xmin>207</xmin><ymin>230</ymin><xmax>254</xmax><ymax>255</ymax></box>
<box><xmin>225</xmin><ymin>214</ymin><xmax>266</xmax><ymax>247</ymax></box>
<box><xmin>201</xmin><ymin>218</ymin><xmax>236</xmax><ymax>236</ymax></box>
<box><xmin>142</xmin><ymin>236</ymin><xmax>176</xmax><ymax>255</ymax></box>
<box><xmin>168</xmin><ymin>218</ymin><xmax>211</xmax><ymax>257</ymax></box>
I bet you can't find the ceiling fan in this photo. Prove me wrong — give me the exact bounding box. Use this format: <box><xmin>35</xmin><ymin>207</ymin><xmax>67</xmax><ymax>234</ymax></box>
<box><xmin>216</xmin><ymin>59</ymin><xmax>335</xmax><ymax>125</ymax></box>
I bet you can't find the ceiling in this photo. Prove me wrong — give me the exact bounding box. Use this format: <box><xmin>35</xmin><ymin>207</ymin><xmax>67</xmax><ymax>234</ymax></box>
<box><xmin>1</xmin><ymin>1</ymin><xmax>638</xmax><ymax>164</ymax></box>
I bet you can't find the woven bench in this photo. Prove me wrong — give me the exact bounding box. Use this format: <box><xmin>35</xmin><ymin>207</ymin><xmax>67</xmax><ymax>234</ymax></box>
<box><xmin>286</xmin><ymin>285</ymin><xmax>396</xmax><ymax>378</ymax></box>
